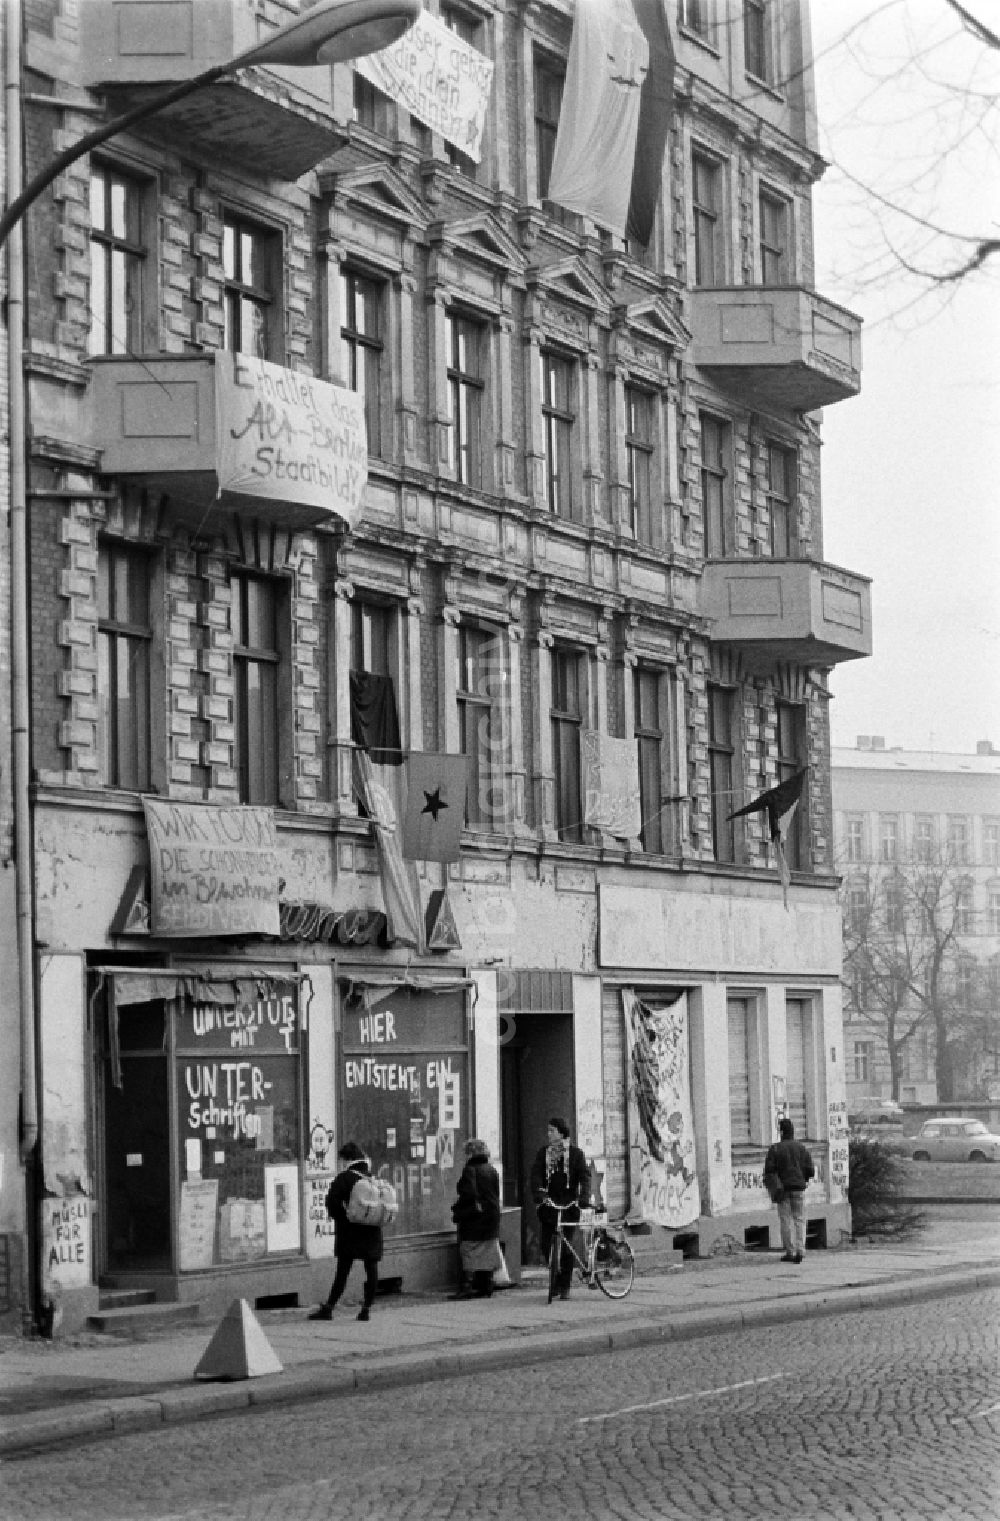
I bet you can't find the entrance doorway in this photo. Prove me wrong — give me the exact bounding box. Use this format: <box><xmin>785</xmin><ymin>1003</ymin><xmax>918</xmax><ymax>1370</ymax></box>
<box><xmin>101</xmin><ymin>1001</ymin><xmax>172</xmax><ymax>1273</ymax></box>
<box><xmin>500</xmin><ymin>1012</ymin><xmax>574</xmax><ymax>1264</ymax></box>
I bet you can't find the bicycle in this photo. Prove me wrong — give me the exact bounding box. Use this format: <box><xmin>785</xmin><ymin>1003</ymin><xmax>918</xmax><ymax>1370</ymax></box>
<box><xmin>538</xmin><ymin>1197</ymin><xmax>635</xmax><ymax>1301</ymax></box>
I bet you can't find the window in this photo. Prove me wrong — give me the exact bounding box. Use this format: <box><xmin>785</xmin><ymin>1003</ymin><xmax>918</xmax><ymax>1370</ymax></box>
<box><xmin>89</xmin><ymin>163</ymin><xmax>145</xmax><ymax>356</ymax></box>
<box><xmin>534</xmin><ymin>54</ymin><xmax>564</xmax><ymax>201</ymax></box>
<box><xmin>989</xmin><ymin>891</ymin><xmax>1000</xmax><ymax>936</ymax></box>
<box><xmin>985</xmin><ymin>821</ymin><xmax>999</xmax><ymax>866</ymax></box>
<box><xmin>679</xmin><ymin>0</ymin><xmax>713</xmax><ymax>42</ymax></box>
<box><xmin>700</xmin><ymin>412</ymin><xmax>731</xmax><ymax>557</ymax></box>
<box><xmin>692</xmin><ymin>152</ymin><xmax>724</xmax><ymax>288</ymax></box>
<box><xmin>351</xmin><ymin>600</ymin><xmax>394</xmax><ymax>678</ymax></box>
<box><xmin>340</xmin><ymin>271</ymin><xmax>383</xmax><ymax>458</ymax></box>
<box><xmin>97</xmin><ymin>542</ymin><xmax>152</xmax><ymax>789</ymax></box>
<box><xmin>759</xmin><ymin>189</ymin><xmax>790</xmax><ymax>285</ymax></box>
<box><xmin>884</xmin><ymin>880</ymin><xmax>904</xmax><ymax>935</ymax></box>
<box><xmin>786</xmin><ymin>998</ymin><xmax>813</xmax><ymax>1138</ymax></box>
<box><xmin>956</xmin><ymin>961</ymin><xmax>975</xmax><ymax>1011</ymax></box>
<box><xmin>540</xmin><ymin>351</ymin><xmax>577</xmax><ymax>520</ymax></box>
<box><xmin>744</xmin><ymin>0</ymin><xmax>773</xmax><ymax>83</ymax></box>
<box><xmin>915</xmin><ymin>815</ymin><xmax>935</xmax><ymax>862</ymax></box>
<box><xmin>353</xmin><ymin>72</ymin><xmax>392</xmax><ymax>134</ymax></box>
<box><xmin>625</xmin><ymin>386</ymin><xmax>655</xmax><ymax>546</ymax></box>
<box><xmin>956</xmin><ymin>880</ymin><xmax>975</xmax><ymax>935</ymax></box>
<box><xmin>879</xmin><ymin>815</ymin><xmax>898</xmax><ymax>863</ymax></box>
<box><xmin>764</xmin><ymin>443</ymin><xmax>796</xmax><ymax>557</ymax></box>
<box><xmin>846</xmin><ymin>816</ymin><xmax>864</xmax><ymax>864</ymax></box>
<box><xmin>634</xmin><ymin>667</ymin><xmax>665</xmax><ymax>854</ymax></box>
<box><xmin>458</xmin><ymin>625</ymin><xmax>505</xmax><ymax>830</ymax></box>
<box><xmin>223</xmin><ymin>215</ymin><xmax>278</xmax><ymax>360</ymax></box>
<box><xmin>708</xmin><ymin>684</ymin><xmax>736</xmax><ymax>863</ymax></box>
<box><xmin>551</xmin><ymin>648</ymin><xmax>585</xmax><ymax>843</ymax></box>
<box><xmin>853</xmin><ymin>1041</ymin><xmax>872</xmax><ymax>1083</ymax></box>
<box><xmin>443</xmin><ymin>6</ymin><xmax>483</xmax><ymax>175</ymax></box>
<box><xmin>776</xmin><ymin>702</ymin><xmax>807</xmax><ymax>870</ymax></box>
<box><xmin>727</xmin><ymin>996</ymin><xmax>755</xmax><ymax>1144</ymax></box>
<box><xmin>447</xmin><ymin>312</ymin><xmax>485</xmax><ymax>486</ymax></box>
<box><xmin>847</xmin><ymin>883</ymin><xmax>868</xmax><ymax>934</ymax></box>
<box><xmin>233</xmin><ymin>572</ymin><xmax>281</xmax><ymax>805</ymax></box>
<box><xmin>947</xmin><ymin>816</ymin><xmax>969</xmax><ymax>864</ymax></box>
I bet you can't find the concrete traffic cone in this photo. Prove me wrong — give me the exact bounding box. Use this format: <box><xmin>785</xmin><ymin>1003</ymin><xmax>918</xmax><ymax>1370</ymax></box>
<box><xmin>194</xmin><ymin>1297</ymin><xmax>283</xmax><ymax>1381</ymax></box>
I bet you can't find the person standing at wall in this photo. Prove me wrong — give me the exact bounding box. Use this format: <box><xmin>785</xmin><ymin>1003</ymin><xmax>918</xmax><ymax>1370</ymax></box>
<box><xmin>451</xmin><ymin>1137</ymin><xmax>503</xmax><ymax>1298</ymax></box>
<box><xmin>308</xmin><ymin>1141</ymin><xmax>382</xmax><ymax>1322</ymax></box>
<box><xmin>530</xmin><ymin>1117</ymin><xmax>590</xmax><ymax>1300</ymax></box>
<box><xmin>764</xmin><ymin>1117</ymin><xmax>815</xmax><ymax>1264</ymax></box>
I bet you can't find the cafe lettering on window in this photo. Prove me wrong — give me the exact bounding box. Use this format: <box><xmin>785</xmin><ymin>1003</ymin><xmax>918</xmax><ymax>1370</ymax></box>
<box><xmin>339</xmin><ymin>986</ymin><xmax>469</xmax><ymax>1237</ymax></box>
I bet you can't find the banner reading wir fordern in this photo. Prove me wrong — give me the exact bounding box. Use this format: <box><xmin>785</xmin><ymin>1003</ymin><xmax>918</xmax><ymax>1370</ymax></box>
<box><xmin>143</xmin><ymin>800</ymin><xmax>281</xmax><ymax>938</ymax></box>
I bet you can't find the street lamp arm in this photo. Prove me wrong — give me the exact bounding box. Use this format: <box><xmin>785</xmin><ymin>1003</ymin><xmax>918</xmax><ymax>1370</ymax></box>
<box><xmin>0</xmin><ymin>64</ymin><xmax>229</xmax><ymax>250</ymax></box>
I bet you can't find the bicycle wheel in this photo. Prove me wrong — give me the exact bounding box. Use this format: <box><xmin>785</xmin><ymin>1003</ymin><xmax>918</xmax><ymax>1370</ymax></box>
<box><xmin>593</xmin><ymin>1230</ymin><xmax>635</xmax><ymax>1299</ymax></box>
<box><xmin>547</xmin><ymin>1234</ymin><xmax>562</xmax><ymax>1303</ymax></box>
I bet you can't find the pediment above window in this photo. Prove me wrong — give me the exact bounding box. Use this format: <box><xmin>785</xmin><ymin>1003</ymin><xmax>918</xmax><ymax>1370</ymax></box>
<box><xmin>612</xmin><ymin>296</ymin><xmax>691</xmax><ymax>353</ymax></box>
<box><xmin>429</xmin><ymin>214</ymin><xmax>527</xmax><ymax>284</ymax></box>
<box><xmin>527</xmin><ymin>255</ymin><xmax>611</xmax><ymax>319</ymax></box>
<box><xmin>320</xmin><ymin>160</ymin><xmax>429</xmax><ymax>238</ymax></box>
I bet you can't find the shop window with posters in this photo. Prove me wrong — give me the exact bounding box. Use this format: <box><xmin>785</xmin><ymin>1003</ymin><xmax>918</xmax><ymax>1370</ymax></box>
<box><xmin>339</xmin><ymin>984</ymin><xmax>469</xmax><ymax>1236</ymax></box>
<box><xmin>176</xmin><ymin>982</ymin><xmax>302</xmax><ymax>1270</ymax></box>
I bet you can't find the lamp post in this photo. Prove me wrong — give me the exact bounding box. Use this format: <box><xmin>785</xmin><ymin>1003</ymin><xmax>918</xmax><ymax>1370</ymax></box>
<box><xmin>3</xmin><ymin>0</ymin><xmax>420</xmax><ymax>1332</ymax></box>
<box><xmin>0</xmin><ymin>0</ymin><xmax>422</xmax><ymax>248</ymax></box>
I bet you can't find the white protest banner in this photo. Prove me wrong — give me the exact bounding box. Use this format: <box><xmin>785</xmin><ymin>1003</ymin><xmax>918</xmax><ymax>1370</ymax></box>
<box><xmin>582</xmin><ymin>730</ymin><xmax>641</xmax><ymax>838</ymax></box>
<box><xmin>356</xmin><ymin>9</ymin><xmax>493</xmax><ymax>162</ymax></box>
<box><xmin>215</xmin><ymin>353</ymin><xmax>368</xmax><ymax>529</ymax></box>
<box><xmin>623</xmin><ymin>989</ymin><xmax>700</xmax><ymax>1229</ymax></box>
<box><xmin>143</xmin><ymin>799</ymin><xmax>281</xmax><ymax>938</ymax></box>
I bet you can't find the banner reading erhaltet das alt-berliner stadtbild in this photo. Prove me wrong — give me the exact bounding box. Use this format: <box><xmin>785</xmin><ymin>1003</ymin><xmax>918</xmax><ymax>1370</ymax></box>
<box><xmin>215</xmin><ymin>353</ymin><xmax>368</xmax><ymax>530</ymax></box>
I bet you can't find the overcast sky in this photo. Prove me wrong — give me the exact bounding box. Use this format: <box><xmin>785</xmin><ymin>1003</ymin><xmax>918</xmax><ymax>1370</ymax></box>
<box><xmin>807</xmin><ymin>1</ymin><xmax>1000</xmax><ymax>757</ymax></box>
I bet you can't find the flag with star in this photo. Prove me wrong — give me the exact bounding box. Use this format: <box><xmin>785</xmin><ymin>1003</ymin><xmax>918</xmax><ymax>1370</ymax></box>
<box><xmin>401</xmin><ymin>753</ymin><xmax>469</xmax><ymax>863</ymax></box>
<box><xmin>728</xmin><ymin>767</ymin><xmax>808</xmax><ymax>910</ymax></box>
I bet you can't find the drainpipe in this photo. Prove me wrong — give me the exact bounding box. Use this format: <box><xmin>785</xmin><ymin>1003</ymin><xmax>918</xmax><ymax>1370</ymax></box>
<box><xmin>6</xmin><ymin>3</ymin><xmax>39</xmax><ymax>1175</ymax></box>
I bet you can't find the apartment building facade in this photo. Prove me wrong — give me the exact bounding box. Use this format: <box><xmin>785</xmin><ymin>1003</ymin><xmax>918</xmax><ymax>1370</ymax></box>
<box><xmin>833</xmin><ymin>739</ymin><xmax>1000</xmax><ymax>1107</ymax></box>
<box><xmin>5</xmin><ymin>0</ymin><xmax>870</xmax><ymax>1332</ymax></box>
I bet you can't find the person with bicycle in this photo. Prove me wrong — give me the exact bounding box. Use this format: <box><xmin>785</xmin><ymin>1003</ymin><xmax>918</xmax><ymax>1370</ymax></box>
<box><xmin>530</xmin><ymin>1116</ymin><xmax>590</xmax><ymax>1301</ymax></box>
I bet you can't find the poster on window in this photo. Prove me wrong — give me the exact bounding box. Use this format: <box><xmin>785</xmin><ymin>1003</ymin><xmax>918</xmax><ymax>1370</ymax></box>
<box><xmin>356</xmin><ymin>9</ymin><xmax>494</xmax><ymax>162</ymax></box>
<box><xmin>623</xmin><ymin>989</ymin><xmax>700</xmax><ymax>1228</ymax></box>
<box><xmin>582</xmin><ymin>730</ymin><xmax>641</xmax><ymax>838</ymax></box>
<box><xmin>215</xmin><ymin>353</ymin><xmax>368</xmax><ymax>530</ymax></box>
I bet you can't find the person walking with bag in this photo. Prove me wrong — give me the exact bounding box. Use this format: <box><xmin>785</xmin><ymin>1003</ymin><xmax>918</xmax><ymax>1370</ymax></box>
<box><xmin>308</xmin><ymin>1141</ymin><xmax>382</xmax><ymax>1322</ymax></box>
<box><xmin>764</xmin><ymin>1116</ymin><xmax>815</xmax><ymax>1264</ymax></box>
<box><xmin>530</xmin><ymin>1116</ymin><xmax>590</xmax><ymax>1301</ymax></box>
<box><xmin>451</xmin><ymin>1138</ymin><xmax>502</xmax><ymax>1299</ymax></box>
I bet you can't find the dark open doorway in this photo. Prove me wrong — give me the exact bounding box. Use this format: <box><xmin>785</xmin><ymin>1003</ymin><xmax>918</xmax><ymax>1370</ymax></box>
<box><xmin>500</xmin><ymin>1011</ymin><xmax>574</xmax><ymax>1265</ymax></box>
<box><xmin>101</xmin><ymin>1001</ymin><xmax>172</xmax><ymax>1273</ymax></box>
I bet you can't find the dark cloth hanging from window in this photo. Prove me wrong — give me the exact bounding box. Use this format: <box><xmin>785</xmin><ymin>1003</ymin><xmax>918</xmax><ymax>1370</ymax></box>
<box><xmin>350</xmin><ymin>672</ymin><xmax>403</xmax><ymax>765</ymax></box>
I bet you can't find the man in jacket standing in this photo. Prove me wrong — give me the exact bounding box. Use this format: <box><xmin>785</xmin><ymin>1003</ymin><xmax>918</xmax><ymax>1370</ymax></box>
<box><xmin>764</xmin><ymin>1117</ymin><xmax>815</xmax><ymax>1264</ymax></box>
<box><xmin>530</xmin><ymin>1116</ymin><xmax>590</xmax><ymax>1300</ymax></box>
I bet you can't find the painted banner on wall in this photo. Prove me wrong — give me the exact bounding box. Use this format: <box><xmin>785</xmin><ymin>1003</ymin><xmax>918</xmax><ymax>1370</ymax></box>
<box><xmin>623</xmin><ymin>989</ymin><xmax>700</xmax><ymax>1228</ymax></box>
<box><xmin>143</xmin><ymin>800</ymin><xmax>281</xmax><ymax>937</ymax></box>
<box><xmin>582</xmin><ymin>730</ymin><xmax>641</xmax><ymax>838</ymax></box>
<box><xmin>215</xmin><ymin>353</ymin><xmax>368</xmax><ymax>528</ymax></box>
<box><xmin>356</xmin><ymin>9</ymin><xmax>494</xmax><ymax>162</ymax></box>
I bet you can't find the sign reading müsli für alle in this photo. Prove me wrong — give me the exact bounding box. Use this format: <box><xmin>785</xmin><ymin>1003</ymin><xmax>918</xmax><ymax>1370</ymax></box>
<box><xmin>142</xmin><ymin>800</ymin><xmax>280</xmax><ymax>937</ymax></box>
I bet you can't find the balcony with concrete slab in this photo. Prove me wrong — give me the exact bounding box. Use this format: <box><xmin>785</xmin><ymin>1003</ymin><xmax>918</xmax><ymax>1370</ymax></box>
<box><xmin>700</xmin><ymin>558</ymin><xmax>872</xmax><ymax>670</ymax></box>
<box><xmin>689</xmin><ymin>287</ymin><xmax>862</xmax><ymax>412</ymax></box>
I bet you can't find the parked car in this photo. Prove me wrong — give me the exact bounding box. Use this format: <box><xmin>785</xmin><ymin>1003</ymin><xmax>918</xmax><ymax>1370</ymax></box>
<box><xmin>848</xmin><ymin>1097</ymin><xmax>905</xmax><ymax>1128</ymax></box>
<box><xmin>907</xmin><ymin>1118</ymin><xmax>1000</xmax><ymax>1163</ymax></box>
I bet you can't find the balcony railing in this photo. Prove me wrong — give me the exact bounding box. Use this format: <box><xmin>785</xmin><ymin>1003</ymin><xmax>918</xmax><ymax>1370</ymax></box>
<box><xmin>701</xmin><ymin>558</ymin><xmax>872</xmax><ymax>668</ymax></box>
<box><xmin>689</xmin><ymin>286</ymin><xmax>862</xmax><ymax>412</ymax></box>
<box><xmin>80</xmin><ymin>0</ymin><xmax>342</xmax><ymax>179</ymax></box>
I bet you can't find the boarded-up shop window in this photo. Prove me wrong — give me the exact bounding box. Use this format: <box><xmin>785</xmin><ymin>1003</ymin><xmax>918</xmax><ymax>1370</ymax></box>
<box><xmin>339</xmin><ymin>986</ymin><xmax>469</xmax><ymax>1236</ymax></box>
<box><xmin>176</xmin><ymin>983</ymin><xmax>302</xmax><ymax>1269</ymax></box>
<box><xmin>601</xmin><ymin>986</ymin><xmax>629</xmax><ymax>1217</ymax></box>
<box><xmin>727</xmin><ymin>995</ymin><xmax>754</xmax><ymax>1144</ymax></box>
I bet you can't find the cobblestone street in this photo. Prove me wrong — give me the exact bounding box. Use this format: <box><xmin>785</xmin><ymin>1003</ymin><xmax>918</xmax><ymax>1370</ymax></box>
<box><xmin>5</xmin><ymin>1288</ymin><xmax>998</xmax><ymax>1521</ymax></box>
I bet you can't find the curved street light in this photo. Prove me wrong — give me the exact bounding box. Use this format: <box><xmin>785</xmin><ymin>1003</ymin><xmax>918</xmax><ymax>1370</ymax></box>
<box><xmin>0</xmin><ymin>0</ymin><xmax>422</xmax><ymax>248</ymax></box>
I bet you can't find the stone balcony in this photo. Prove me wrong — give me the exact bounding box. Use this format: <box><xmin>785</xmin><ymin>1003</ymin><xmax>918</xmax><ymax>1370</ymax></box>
<box><xmin>700</xmin><ymin>558</ymin><xmax>872</xmax><ymax>670</ymax></box>
<box><xmin>689</xmin><ymin>287</ymin><xmax>862</xmax><ymax>412</ymax></box>
<box><xmin>79</xmin><ymin>0</ymin><xmax>342</xmax><ymax>178</ymax></box>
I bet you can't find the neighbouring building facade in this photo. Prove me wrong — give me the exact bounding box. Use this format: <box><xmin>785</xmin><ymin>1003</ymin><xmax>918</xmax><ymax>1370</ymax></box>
<box><xmin>4</xmin><ymin>0</ymin><xmax>870</xmax><ymax>1334</ymax></box>
<box><xmin>833</xmin><ymin>738</ymin><xmax>1000</xmax><ymax>1108</ymax></box>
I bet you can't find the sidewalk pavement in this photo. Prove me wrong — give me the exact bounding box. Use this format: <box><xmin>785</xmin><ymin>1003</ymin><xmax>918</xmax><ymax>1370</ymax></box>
<box><xmin>2</xmin><ymin>1220</ymin><xmax>998</xmax><ymax>1458</ymax></box>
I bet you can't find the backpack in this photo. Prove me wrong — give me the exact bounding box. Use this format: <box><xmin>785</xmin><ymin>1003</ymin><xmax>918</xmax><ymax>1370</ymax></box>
<box><xmin>345</xmin><ymin>1173</ymin><xmax>398</xmax><ymax>1227</ymax></box>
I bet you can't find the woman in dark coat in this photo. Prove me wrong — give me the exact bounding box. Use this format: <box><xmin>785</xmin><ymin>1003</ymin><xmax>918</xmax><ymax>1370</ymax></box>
<box><xmin>451</xmin><ymin>1138</ymin><xmax>502</xmax><ymax>1298</ymax></box>
<box><xmin>308</xmin><ymin>1141</ymin><xmax>383</xmax><ymax>1322</ymax></box>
